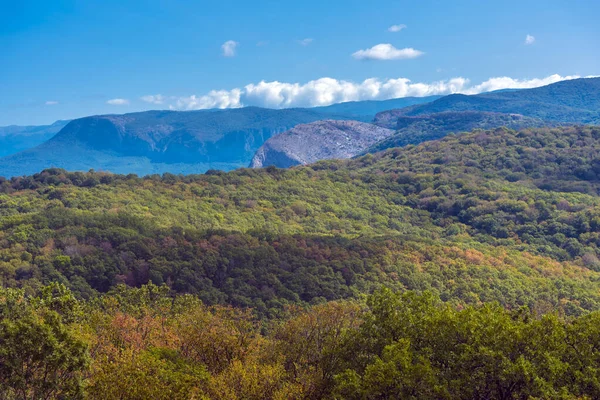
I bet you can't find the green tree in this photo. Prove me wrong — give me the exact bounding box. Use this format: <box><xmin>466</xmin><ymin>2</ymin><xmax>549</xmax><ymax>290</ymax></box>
<box><xmin>0</xmin><ymin>285</ymin><xmax>89</xmax><ymax>400</ymax></box>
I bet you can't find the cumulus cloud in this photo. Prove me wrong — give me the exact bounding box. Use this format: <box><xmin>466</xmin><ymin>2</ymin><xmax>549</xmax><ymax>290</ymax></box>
<box><xmin>388</xmin><ymin>24</ymin><xmax>407</xmax><ymax>32</ymax></box>
<box><xmin>221</xmin><ymin>40</ymin><xmax>238</xmax><ymax>57</ymax></box>
<box><xmin>106</xmin><ymin>98</ymin><xmax>130</xmax><ymax>105</ymax></box>
<box><xmin>352</xmin><ymin>44</ymin><xmax>424</xmax><ymax>60</ymax></box>
<box><xmin>45</xmin><ymin>101</ymin><xmax>58</xmax><ymax>105</ymax></box>
<box><xmin>525</xmin><ymin>34</ymin><xmax>536</xmax><ymax>45</ymax></box>
<box><xmin>163</xmin><ymin>74</ymin><xmax>581</xmax><ymax>111</ymax></box>
<box><xmin>141</xmin><ymin>94</ymin><xmax>165</xmax><ymax>105</ymax></box>
<box><xmin>461</xmin><ymin>74</ymin><xmax>580</xmax><ymax>94</ymax></box>
<box><xmin>173</xmin><ymin>89</ymin><xmax>243</xmax><ymax>110</ymax></box>
<box><xmin>297</xmin><ymin>38</ymin><xmax>314</xmax><ymax>46</ymax></box>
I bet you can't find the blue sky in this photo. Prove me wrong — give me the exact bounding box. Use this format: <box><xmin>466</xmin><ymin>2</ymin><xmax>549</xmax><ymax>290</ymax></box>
<box><xmin>1</xmin><ymin>0</ymin><xmax>598</xmax><ymax>125</ymax></box>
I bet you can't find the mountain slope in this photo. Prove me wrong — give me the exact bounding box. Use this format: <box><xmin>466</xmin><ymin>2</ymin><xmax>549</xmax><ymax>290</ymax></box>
<box><xmin>384</xmin><ymin>77</ymin><xmax>600</xmax><ymax>124</ymax></box>
<box><xmin>311</xmin><ymin>95</ymin><xmax>442</xmax><ymax>121</ymax></box>
<box><xmin>0</xmin><ymin>120</ymin><xmax>69</xmax><ymax>157</ymax></box>
<box><xmin>0</xmin><ymin>108</ymin><xmax>353</xmax><ymax>177</ymax></box>
<box><xmin>368</xmin><ymin>111</ymin><xmax>545</xmax><ymax>153</ymax></box>
<box><xmin>250</xmin><ymin>120</ymin><xmax>394</xmax><ymax>168</ymax></box>
<box><xmin>0</xmin><ymin>97</ymin><xmax>440</xmax><ymax>177</ymax></box>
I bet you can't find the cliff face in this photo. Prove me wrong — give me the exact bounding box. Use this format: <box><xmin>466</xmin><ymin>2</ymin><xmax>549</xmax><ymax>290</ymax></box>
<box><xmin>250</xmin><ymin>120</ymin><xmax>394</xmax><ymax>168</ymax></box>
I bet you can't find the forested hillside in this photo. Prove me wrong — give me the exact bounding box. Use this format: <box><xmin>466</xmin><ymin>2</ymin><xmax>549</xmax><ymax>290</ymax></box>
<box><xmin>4</xmin><ymin>125</ymin><xmax>600</xmax><ymax>398</ymax></box>
<box><xmin>1</xmin><ymin>125</ymin><xmax>600</xmax><ymax>311</ymax></box>
<box><xmin>368</xmin><ymin>111</ymin><xmax>544</xmax><ymax>153</ymax></box>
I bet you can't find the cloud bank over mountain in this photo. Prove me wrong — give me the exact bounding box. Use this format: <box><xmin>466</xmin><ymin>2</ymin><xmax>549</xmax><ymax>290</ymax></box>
<box><xmin>151</xmin><ymin>74</ymin><xmax>584</xmax><ymax>111</ymax></box>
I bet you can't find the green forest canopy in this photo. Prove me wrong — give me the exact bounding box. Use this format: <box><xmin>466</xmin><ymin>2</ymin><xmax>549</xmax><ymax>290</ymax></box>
<box><xmin>3</xmin><ymin>125</ymin><xmax>600</xmax><ymax>398</ymax></box>
<box><xmin>1</xmin><ymin>126</ymin><xmax>600</xmax><ymax>316</ymax></box>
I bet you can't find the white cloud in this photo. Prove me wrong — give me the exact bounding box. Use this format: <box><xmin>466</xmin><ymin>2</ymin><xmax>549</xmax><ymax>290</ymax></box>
<box><xmin>525</xmin><ymin>34</ymin><xmax>536</xmax><ymax>45</ymax></box>
<box><xmin>221</xmin><ymin>40</ymin><xmax>238</xmax><ymax>57</ymax></box>
<box><xmin>461</xmin><ymin>74</ymin><xmax>580</xmax><ymax>94</ymax></box>
<box><xmin>141</xmin><ymin>94</ymin><xmax>165</xmax><ymax>105</ymax></box>
<box><xmin>352</xmin><ymin>44</ymin><xmax>424</xmax><ymax>60</ymax></box>
<box><xmin>173</xmin><ymin>89</ymin><xmax>243</xmax><ymax>110</ymax></box>
<box><xmin>164</xmin><ymin>74</ymin><xmax>581</xmax><ymax>111</ymax></box>
<box><xmin>45</xmin><ymin>101</ymin><xmax>58</xmax><ymax>105</ymax></box>
<box><xmin>106</xmin><ymin>98</ymin><xmax>130</xmax><ymax>105</ymax></box>
<box><xmin>388</xmin><ymin>24</ymin><xmax>407</xmax><ymax>32</ymax></box>
<box><xmin>297</xmin><ymin>38</ymin><xmax>314</xmax><ymax>46</ymax></box>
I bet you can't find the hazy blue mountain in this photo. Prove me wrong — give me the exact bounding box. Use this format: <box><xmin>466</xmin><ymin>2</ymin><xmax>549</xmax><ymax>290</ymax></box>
<box><xmin>0</xmin><ymin>108</ymin><xmax>353</xmax><ymax>177</ymax></box>
<box><xmin>368</xmin><ymin>111</ymin><xmax>545</xmax><ymax>153</ymax></box>
<box><xmin>0</xmin><ymin>120</ymin><xmax>69</xmax><ymax>157</ymax></box>
<box><xmin>3</xmin><ymin>78</ymin><xmax>597</xmax><ymax>177</ymax></box>
<box><xmin>387</xmin><ymin>77</ymin><xmax>600</xmax><ymax>124</ymax></box>
<box><xmin>0</xmin><ymin>96</ymin><xmax>441</xmax><ymax>177</ymax></box>
<box><xmin>311</xmin><ymin>95</ymin><xmax>442</xmax><ymax>121</ymax></box>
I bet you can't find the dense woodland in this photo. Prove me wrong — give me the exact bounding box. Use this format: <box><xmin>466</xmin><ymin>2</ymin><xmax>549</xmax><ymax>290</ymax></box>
<box><xmin>4</xmin><ymin>125</ymin><xmax>600</xmax><ymax>397</ymax></box>
<box><xmin>5</xmin><ymin>283</ymin><xmax>600</xmax><ymax>399</ymax></box>
<box><xmin>368</xmin><ymin>111</ymin><xmax>544</xmax><ymax>153</ymax></box>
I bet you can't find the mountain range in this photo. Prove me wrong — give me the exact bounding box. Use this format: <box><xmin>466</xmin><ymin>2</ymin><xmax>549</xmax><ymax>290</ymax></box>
<box><xmin>252</xmin><ymin>77</ymin><xmax>600</xmax><ymax>167</ymax></box>
<box><xmin>0</xmin><ymin>77</ymin><xmax>598</xmax><ymax>177</ymax></box>
<box><xmin>0</xmin><ymin>120</ymin><xmax>69</xmax><ymax>157</ymax></box>
<box><xmin>309</xmin><ymin>95</ymin><xmax>442</xmax><ymax>121</ymax></box>
<box><xmin>393</xmin><ymin>77</ymin><xmax>600</xmax><ymax>123</ymax></box>
<box><xmin>0</xmin><ymin>96</ymin><xmax>440</xmax><ymax>177</ymax></box>
<box><xmin>0</xmin><ymin>108</ymin><xmax>354</xmax><ymax>177</ymax></box>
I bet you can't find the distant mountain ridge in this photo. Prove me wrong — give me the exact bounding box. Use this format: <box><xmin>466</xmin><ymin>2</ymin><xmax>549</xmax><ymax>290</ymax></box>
<box><xmin>310</xmin><ymin>95</ymin><xmax>442</xmax><ymax>121</ymax></box>
<box><xmin>0</xmin><ymin>96</ymin><xmax>443</xmax><ymax>178</ymax></box>
<box><xmin>0</xmin><ymin>107</ymin><xmax>356</xmax><ymax>177</ymax></box>
<box><xmin>1</xmin><ymin>77</ymin><xmax>598</xmax><ymax>177</ymax></box>
<box><xmin>0</xmin><ymin>120</ymin><xmax>69</xmax><ymax>157</ymax></box>
<box><xmin>367</xmin><ymin>111</ymin><xmax>545</xmax><ymax>154</ymax></box>
<box><xmin>249</xmin><ymin>77</ymin><xmax>600</xmax><ymax>168</ymax></box>
<box><xmin>387</xmin><ymin>77</ymin><xmax>600</xmax><ymax>124</ymax></box>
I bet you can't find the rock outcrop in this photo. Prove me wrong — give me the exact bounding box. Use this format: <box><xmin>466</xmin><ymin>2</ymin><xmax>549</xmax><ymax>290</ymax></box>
<box><xmin>250</xmin><ymin>120</ymin><xmax>394</xmax><ymax>168</ymax></box>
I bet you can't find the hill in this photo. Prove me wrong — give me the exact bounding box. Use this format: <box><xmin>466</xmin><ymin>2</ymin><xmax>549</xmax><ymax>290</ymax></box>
<box><xmin>250</xmin><ymin>120</ymin><xmax>394</xmax><ymax>168</ymax></box>
<box><xmin>367</xmin><ymin>111</ymin><xmax>545</xmax><ymax>153</ymax></box>
<box><xmin>311</xmin><ymin>95</ymin><xmax>441</xmax><ymax>121</ymax></box>
<box><xmin>2</xmin><ymin>125</ymin><xmax>600</xmax><ymax>316</ymax></box>
<box><xmin>0</xmin><ymin>108</ymin><xmax>353</xmax><ymax>177</ymax></box>
<box><xmin>0</xmin><ymin>120</ymin><xmax>69</xmax><ymax>157</ymax></box>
